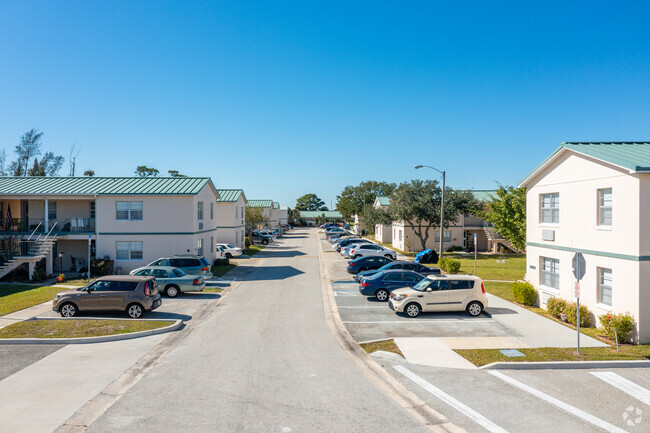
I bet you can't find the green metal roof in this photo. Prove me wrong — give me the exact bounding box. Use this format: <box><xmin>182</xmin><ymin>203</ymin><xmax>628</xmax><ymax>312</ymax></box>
<box><xmin>466</xmin><ymin>190</ymin><xmax>497</xmax><ymax>202</ymax></box>
<box><xmin>375</xmin><ymin>196</ymin><xmax>391</xmax><ymax>206</ymax></box>
<box><xmin>299</xmin><ymin>210</ymin><xmax>342</xmax><ymax>218</ymax></box>
<box><xmin>216</xmin><ymin>189</ymin><xmax>245</xmax><ymax>202</ymax></box>
<box><xmin>246</xmin><ymin>199</ymin><xmax>273</xmax><ymax>208</ymax></box>
<box><xmin>0</xmin><ymin>176</ymin><xmax>213</xmax><ymax>195</ymax></box>
<box><xmin>520</xmin><ymin>142</ymin><xmax>650</xmax><ymax>187</ymax></box>
<box><xmin>273</xmin><ymin>202</ymin><xmax>280</xmax><ymax>209</ymax></box>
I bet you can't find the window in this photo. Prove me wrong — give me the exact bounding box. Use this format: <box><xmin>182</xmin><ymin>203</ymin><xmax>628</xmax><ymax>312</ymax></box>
<box><xmin>48</xmin><ymin>201</ymin><xmax>57</xmax><ymax>220</ymax></box>
<box><xmin>197</xmin><ymin>239</ymin><xmax>204</xmax><ymax>256</ymax></box>
<box><xmin>90</xmin><ymin>202</ymin><xmax>96</xmax><ymax>219</ymax></box>
<box><xmin>404</xmin><ymin>273</ymin><xmax>422</xmax><ymax>282</ymax></box>
<box><xmin>434</xmin><ymin>230</ymin><xmax>452</xmax><ymax>243</ymax></box>
<box><xmin>598</xmin><ymin>188</ymin><xmax>612</xmax><ymax>226</ymax></box>
<box><xmin>151</xmin><ymin>259</ymin><xmax>169</xmax><ymax>266</ymax></box>
<box><xmin>449</xmin><ymin>280</ymin><xmax>474</xmax><ymax>290</ymax></box>
<box><xmin>172</xmin><ymin>268</ymin><xmax>186</xmax><ymax>277</ymax></box>
<box><xmin>134</xmin><ymin>269</ymin><xmax>151</xmax><ymax>276</ymax></box>
<box><xmin>399</xmin><ymin>230</ymin><xmax>403</xmax><ymax>241</ymax></box>
<box><xmin>210</xmin><ymin>236</ymin><xmax>214</xmax><ymax>253</ymax></box>
<box><xmin>116</xmin><ymin>241</ymin><xmax>143</xmax><ymax>260</ymax></box>
<box><xmin>540</xmin><ymin>193</ymin><xmax>559</xmax><ymax>224</ymax></box>
<box><xmin>152</xmin><ymin>269</ymin><xmax>168</xmax><ymax>279</ymax></box>
<box><xmin>210</xmin><ymin>202</ymin><xmax>214</xmax><ymax>220</ymax></box>
<box><xmin>429</xmin><ymin>280</ymin><xmax>449</xmax><ymax>291</ymax></box>
<box><xmin>116</xmin><ymin>201</ymin><xmax>143</xmax><ymax>220</ymax></box>
<box><xmin>598</xmin><ymin>268</ymin><xmax>612</xmax><ymax>307</ymax></box>
<box><xmin>540</xmin><ymin>257</ymin><xmax>560</xmax><ymax>290</ymax></box>
<box><xmin>198</xmin><ymin>202</ymin><xmax>204</xmax><ymax>220</ymax></box>
<box><xmin>383</xmin><ymin>273</ymin><xmax>403</xmax><ymax>282</ymax></box>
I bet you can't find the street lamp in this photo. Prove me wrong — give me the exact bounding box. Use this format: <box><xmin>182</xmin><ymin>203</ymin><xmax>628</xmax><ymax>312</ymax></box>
<box><xmin>58</xmin><ymin>252</ymin><xmax>64</xmax><ymax>274</ymax></box>
<box><xmin>414</xmin><ymin>164</ymin><xmax>446</xmax><ymax>259</ymax></box>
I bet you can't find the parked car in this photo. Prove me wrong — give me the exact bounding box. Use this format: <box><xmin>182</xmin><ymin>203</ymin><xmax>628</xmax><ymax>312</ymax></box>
<box><xmin>251</xmin><ymin>231</ymin><xmax>273</xmax><ymax>245</ymax></box>
<box><xmin>346</xmin><ymin>255</ymin><xmax>394</xmax><ymax>274</ymax></box>
<box><xmin>130</xmin><ymin>266</ymin><xmax>206</xmax><ymax>297</ymax></box>
<box><xmin>354</xmin><ymin>261</ymin><xmax>441</xmax><ymax>282</ymax></box>
<box><xmin>389</xmin><ymin>275</ymin><xmax>487</xmax><ymax>317</ymax></box>
<box><xmin>348</xmin><ymin>244</ymin><xmax>397</xmax><ymax>260</ymax></box>
<box><xmin>338</xmin><ymin>239</ymin><xmax>371</xmax><ymax>253</ymax></box>
<box><xmin>255</xmin><ymin>229</ymin><xmax>277</xmax><ymax>239</ymax></box>
<box><xmin>327</xmin><ymin>231</ymin><xmax>350</xmax><ymax>241</ymax></box>
<box><xmin>147</xmin><ymin>255</ymin><xmax>213</xmax><ymax>277</ymax></box>
<box><xmin>216</xmin><ymin>243</ymin><xmax>243</xmax><ymax>258</ymax></box>
<box><xmin>359</xmin><ymin>270</ymin><xmax>425</xmax><ymax>301</ymax></box>
<box><xmin>321</xmin><ymin>223</ymin><xmax>338</xmax><ymax>229</ymax></box>
<box><xmin>52</xmin><ymin>275</ymin><xmax>162</xmax><ymax>318</ymax></box>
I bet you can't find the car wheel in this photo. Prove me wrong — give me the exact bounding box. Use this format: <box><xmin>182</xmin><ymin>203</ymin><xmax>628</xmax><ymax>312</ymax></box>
<box><xmin>60</xmin><ymin>302</ymin><xmax>77</xmax><ymax>317</ymax></box>
<box><xmin>466</xmin><ymin>301</ymin><xmax>483</xmax><ymax>317</ymax></box>
<box><xmin>353</xmin><ymin>255</ymin><xmax>361</xmax><ymax>259</ymax></box>
<box><xmin>405</xmin><ymin>302</ymin><xmax>421</xmax><ymax>318</ymax></box>
<box><xmin>165</xmin><ymin>285</ymin><xmax>180</xmax><ymax>298</ymax></box>
<box><xmin>225</xmin><ymin>253</ymin><xmax>232</xmax><ymax>258</ymax></box>
<box><xmin>262</xmin><ymin>239</ymin><xmax>268</xmax><ymax>245</ymax></box>
<box><xmin>375</xmin><ymin>289</ymin><xmax>389</xmax><ymax>302</ymax></box>
<box><xmin>127</xmin><ymin>303</ymin><xmax>144</xmax><ymax>319</ymax></box>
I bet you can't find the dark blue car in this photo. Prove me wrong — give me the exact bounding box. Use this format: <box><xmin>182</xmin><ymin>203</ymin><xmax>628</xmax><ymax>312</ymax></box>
<box><xmin>354</xmin><ymin>261</ymin><xmax>440</xmax><ymax>283</ymax></box>
<box><xmin>358</xmin><ymin>270</ymin><xmax>425</xmax><ymax>301</ymax></box>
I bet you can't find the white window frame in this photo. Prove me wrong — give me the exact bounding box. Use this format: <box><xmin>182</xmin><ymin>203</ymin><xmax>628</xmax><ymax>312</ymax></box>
<box><xmin>197</xmin><ymin>238</ymin><xmax>204</xmax><ymax>256</ymax></box>
<box><xmin>598</xmin><ymin>188</ymin><xmax>612</xmax><ymax>228</ymax></box>
<box><xmin>540</xmin><ymin>256</ymin><xmax>560</xmax><ymax>292</ymax></box>
<box><xmin>198</xmin><ymin>202</ymin><xmax>204</xmax><ymax>221</ymax></box>
<box><xmin>210</xmin><ymin>202</ymin><xmax>214</xmax><ymax>220</ymax></box>
<box><xmin>116</xmin><ymin>201</ymin><xmax>143</xmax><ymax>221</ymax></box>
<box><xmin>116</xmin><ymin>241</ymin><xmax>143</xmax><ymax>261</ymax></box>
<box><xmin>434</xmin><ymin>230</ymin><xmax>452</xmax><ymax>243</ymax></box>
<box><xmin>598</xmin><ymin>267</ymin><xmax>612</xmax><ymax>309</ymax></box>
<box><xmin>540</xmin><ymin>193</ymin><xmax>559</xmax><ymax>225</ymax></box>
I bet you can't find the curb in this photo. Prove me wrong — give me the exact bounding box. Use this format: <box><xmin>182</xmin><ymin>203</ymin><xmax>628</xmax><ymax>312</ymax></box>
<box><xmin>480</xmin><ymin>360</ymin><xmax>650</xmax><ymax>370</ymax></box>
<box><xmin>0</xmin><ymin>318</ymin><xmax>182</xmax><ymax>345</ymax></box>
<box><xmin>316</xmin><ymin>231</ymin><xmax>463</xmax><ymax>433</ymax></box>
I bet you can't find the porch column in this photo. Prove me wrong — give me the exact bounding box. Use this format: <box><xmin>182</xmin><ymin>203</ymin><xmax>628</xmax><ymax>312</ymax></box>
<box><xmin>28</xmin><ymin>261</ymin><xmax>35</xmax><ymax>281</ymax></box>
<box><xmin>46</xmin><ymin>248</ymin><xmax>53</xmax><ymax>276</ymax></box>
<box><xmin>44</xmin><ymin>198</ymin><xmax>49</xmax><ymax>232</ymax></box>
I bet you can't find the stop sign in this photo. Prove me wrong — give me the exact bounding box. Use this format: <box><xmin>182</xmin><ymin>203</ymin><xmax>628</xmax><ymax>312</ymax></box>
<box><xmin>572</xmin><ymin>253</ymin><xmax>586</xmax><ymax>281</ymax></box>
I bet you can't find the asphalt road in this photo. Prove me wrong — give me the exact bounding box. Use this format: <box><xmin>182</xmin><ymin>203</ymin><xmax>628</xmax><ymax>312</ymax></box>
<box><xmin>0</xmin><ymin>344</ymin><xmax>65</xmax><ymax>381</ymax></box>
<box><xmin>85</xmin><ymin>229</ymin><xmax>431</xmax><ymax>433</ymax></box>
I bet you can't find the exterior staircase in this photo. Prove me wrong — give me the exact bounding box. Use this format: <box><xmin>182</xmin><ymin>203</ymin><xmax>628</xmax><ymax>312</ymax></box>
<box><xmin>0</xmin><ymin>223</ymin><xmax>58</xmax><ymax>280</ymax></box>
<box><xmin>483</xmin><ymin>223</ymin><xmax>524</xmax><ymax>254</ymax></box>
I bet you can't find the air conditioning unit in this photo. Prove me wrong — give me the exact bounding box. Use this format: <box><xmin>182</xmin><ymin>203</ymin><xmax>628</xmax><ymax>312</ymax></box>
<box><xmin>199</xmin><ymin>222</ymin><xmax>204</xmax><ymax>230</ymax></box>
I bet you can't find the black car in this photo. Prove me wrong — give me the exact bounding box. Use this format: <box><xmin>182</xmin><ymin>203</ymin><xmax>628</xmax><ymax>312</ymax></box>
<box><xmin>346</xmin><ymin>256</ymin><xmax>393</xmax><ymax>274</ymax></box>
<box><xmin>354</xmin><ymin>260</ymin><xmax>441</xmax><ymax>282</ymax></box>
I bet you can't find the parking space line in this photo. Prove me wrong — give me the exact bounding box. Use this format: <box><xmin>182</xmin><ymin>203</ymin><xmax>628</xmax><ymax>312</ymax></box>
<box><xmin>591</xmin><ymin>371</ymin><xmax>650</xmax><ymax>406</ymax></box>
<box><xmin>489</xmin><ymin>371</ymin><xmax>627</xmax><ymax>433</ymax></box>
<box><xmin>342</xmin><ymin>319</ymin><xmax>493</xmax><ymax>324</ymax></box>
<box><xmin>337</xmin><ymin>306</ymin><xmax>387</xmax><ymax>309</ymax></box>
<box><xmin>394</xmin><ymin>365</ymin><xmax>509</xmax><ymax>433</ymax></box>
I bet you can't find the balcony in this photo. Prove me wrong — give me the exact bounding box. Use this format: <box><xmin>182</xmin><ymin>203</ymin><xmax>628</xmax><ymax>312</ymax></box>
<box><xmin>463</xmin><ymin>215</ymin><xmax>486</xmax><ymax>227</ymax></box>
<box><xmin>0</xmin><ymin>218</ymin><xmax>96</xmax><ymax>234</ymax></box>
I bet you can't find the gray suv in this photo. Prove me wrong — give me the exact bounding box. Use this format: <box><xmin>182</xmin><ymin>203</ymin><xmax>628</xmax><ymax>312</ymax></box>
<box><xmin>52</xmin><ymin>275</ymin><xmax>162</xmax><ymax>318</ymax></box>
<box><xmin>148</xmin><ymin>255</ymin><xmax>213</xmax><ymax>277</ymax></box>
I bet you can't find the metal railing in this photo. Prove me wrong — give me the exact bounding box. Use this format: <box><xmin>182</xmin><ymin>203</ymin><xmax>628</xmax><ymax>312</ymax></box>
<box><xmin>0</xmin><ymin>218</ymin><xmax>95</xmax><ymax>233</ymax></box>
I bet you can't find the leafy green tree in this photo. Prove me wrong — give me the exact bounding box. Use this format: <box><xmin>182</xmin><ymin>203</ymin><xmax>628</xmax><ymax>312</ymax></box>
<box><xmin>335</xmin><ymin>181</ymin><xmax>396</xmax><ymax>218</ymax></box>
<box><xmin>288</xmin><ymin>207</ymin><xmax>301</xmax><ymax>223</ymax></box>
<box><xmin>168</xmin><ymin>170</ymin><xmax>187</xmax><ymax>177</ymax></box>
<box><xmin>361</xmin><ymin>205</ymin><xmax>393</xmax><ymax>230</ymax></box>
<box><xmin>477</xmin><ymin>186</ymin><xmax>526</xmax><ymax>251</ymax></box>
<box><xmin>83</xmin><ymin>170</ymin><xmax>95</xmax><ymax>177</ymax></box>
<box><xmin>245</xmin><ymin>206</ymin><xmax>269</xmax><ymax>240</ymax></box>
<box><xmin>7</xmin><ymin>129</ymin><xmax>64</xmax><ymax>176</ymax></box>
<box><xmin>390</xmin><ymin>180</ymin><xmax>477</xmax><ymax>250</ymax></box>
<box><xmin>27</xmin><ymin>153</ymin><xmax>64</xmax><ymax>176</ymax></box>
<box><xmin>295</xmin><ymin>193</ymin><xmax>327</xmax><ymax>211</ymax></box>
<box><xmin>135</xmin><ymin>166</ymin><xmax>159</xmax><ymax>177</ymax></box>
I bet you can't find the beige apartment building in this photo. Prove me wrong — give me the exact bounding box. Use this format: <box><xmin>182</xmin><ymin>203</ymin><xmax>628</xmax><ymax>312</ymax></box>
<box><xmin>215</xmin><ymin>189</ymin><xmax>247</xmax><ymax>248</ymax></box>
<box><xmin>0</xmin><ymin>177</ymin><xmax>220</xmax><ymax>278</ymax></box>
<box><xmin>521</xmin><ymin>141</ymin><xmax>650</xmax><ymax>343</ymax></box>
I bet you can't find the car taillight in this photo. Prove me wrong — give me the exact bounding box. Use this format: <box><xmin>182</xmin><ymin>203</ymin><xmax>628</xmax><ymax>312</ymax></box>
<box><xmin>201</xmin><ymin>267</ymin><xmax>209</xmax><ymax>271</ymax></box>
<box><xmin>193</xmin><ymin>278</ymin><xmax>200</xmax><ymax>285</ymax></box>
<box><xmin>481</xmin><ymin>283</ymin><xmax>485</xmax><ymax>294</ymax></box>
<box><xmin>361</xmin><ymin>281</ymin><xmax>369</xmax><ymax>286</ymax></box>
<box><xmin>144</xmin><ymin>282</ymin><xmax>151</xmax><ymax>296</ymax></box>
<box><xmin>350</xmin><ymin>249</ymin><xmax>355</xmax><ymax>254</ymax></box>
<box><xmin>348</xmin><ymin>262</ymin><xmax>356</xmax><ymax>267</ymax></box>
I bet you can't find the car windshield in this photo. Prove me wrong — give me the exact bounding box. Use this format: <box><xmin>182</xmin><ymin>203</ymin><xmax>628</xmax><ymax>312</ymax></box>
<box><xmin>411</xmin><ymin>278</ymin><xmax>432</xmax><ymax>292</ymax></box>
<box><xmin>226</xmin><ymin>244</ymin><xmax>234</xmax><ymax>249</ymax></box>
<box><xmin>172</xmin><ymin>268</ymin><xmax>186</xmax><ymax>277</ymax></box>
<box><xmin>378</xmin><ymin>263</ymin><xmax>395</xmax><ymax>271</ymax></box>
<box><xmin>365</xmin><ymin>272</ymin><xmax>383</xmax><ymax>280</ymax></box>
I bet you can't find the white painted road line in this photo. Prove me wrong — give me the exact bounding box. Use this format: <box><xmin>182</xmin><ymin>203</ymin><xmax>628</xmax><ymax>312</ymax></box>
<box><xmin>489</xmin><ymin>371</ymin><xmax>627</xmax><ymax>433</ymax></box>
<box><xmin>591</xmin><ymin>371</ymin><xmax>650</xmax><ymax>407</ymax></box>
<box><xmin>393</xmin><ymin>365</ymin><xmax>509</xmax><ymax>433</ymax></box>
<box><xmin>343</xmin><ymin>319</ymin><xmax>493</xmax><ymax>324</ymax></box>
<box><xmin>337</xmin><ymin>306</ymin><xmax>388</xmax><ymax>309</ymax></box>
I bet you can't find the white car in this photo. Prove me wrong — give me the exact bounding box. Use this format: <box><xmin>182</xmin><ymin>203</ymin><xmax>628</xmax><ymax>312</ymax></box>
<box><xmin>389</xmin><ymin>275</ymin><xmax>488</xmax><ymax>318</ymax></box>
<box><xmin>348</xmin><ymin>244</ymin><xmax>397</xmax><ymax>260</ymax></box>
<box><xmin>216</xmin><ymin>243</ymin><xmax>242</xmax><ymax>258</ymax></box>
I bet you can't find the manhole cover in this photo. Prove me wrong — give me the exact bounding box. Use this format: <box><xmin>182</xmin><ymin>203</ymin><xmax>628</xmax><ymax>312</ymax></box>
<box><xmin>500</xmin><ymin>349</ymin><xmax>525</xmax><ymax>357</ymax></box>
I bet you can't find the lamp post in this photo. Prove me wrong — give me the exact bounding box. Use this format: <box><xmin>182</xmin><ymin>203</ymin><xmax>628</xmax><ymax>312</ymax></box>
<box><xmin>414</xmin><ymin>164</ymin><xmax>446</xmax><ymax>259</ymax></box>
<box><xmin>58</xmin><ymin>252</ymin><xmax>64</xmax><ymax>274</ymax></box>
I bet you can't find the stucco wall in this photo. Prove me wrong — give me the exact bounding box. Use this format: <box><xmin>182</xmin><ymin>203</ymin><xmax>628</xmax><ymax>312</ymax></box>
<box><xmin>392</xmin><ymin>222</ymin><xmax>463</xmax><ymax>252</ymax></box>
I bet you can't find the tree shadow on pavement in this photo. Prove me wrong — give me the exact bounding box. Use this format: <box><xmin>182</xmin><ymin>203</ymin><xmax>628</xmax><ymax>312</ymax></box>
<box><xmin>484</xmin><ymin>307</ymin><xmax>518</xmax><ymax>315</ymax></box>
<box><xmin>260</xmin><ymin>250</ymin><xmax>307</xmax><ymax>258</ymax></box>
<box><xmin>238</xmin><ymin>265</ymin><xmax>304</xmax><ymax>281</ymax></box>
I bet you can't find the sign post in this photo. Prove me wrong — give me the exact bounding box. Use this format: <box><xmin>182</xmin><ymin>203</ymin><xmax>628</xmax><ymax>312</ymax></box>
<box><xmin>474</xmin><ymin>233</ymin><xmax>477</xmax><ymax>275</ymax></box>
<box><xmin>87</xmin><ymin>234</ymin><xmax>91</xmax><ymax>281</ymax></box>
<box><xmin>572</xmin><ymin>252</ymin><xmax>586</xmax><ymax>355</ymax></box>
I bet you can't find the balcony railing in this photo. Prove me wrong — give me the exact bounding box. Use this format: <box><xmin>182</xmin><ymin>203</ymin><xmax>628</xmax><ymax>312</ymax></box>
<box><xmin>463</xmin><ymin>215</ymin><xmax>486</xmax><ymax>227</ymax></box>
<box><xmin>0</xmin><ymin>218</ymin><xmax>95</xmax><ymax>233</ymax></box>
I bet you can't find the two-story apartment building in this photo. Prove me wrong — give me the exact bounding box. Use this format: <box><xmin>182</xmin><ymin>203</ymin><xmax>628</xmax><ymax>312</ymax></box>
<box><xmin>520</xmin><ymin>142</ymin><xmax>650</xmax><ymax>343</ymax></box>
<box><xmin>215</xmin><ymin>189</ymin><xmax>247</xmax><ymax>248</ymax></box>
<box><xmin>0</xmin><ymin>177</ymin><xmax>220</xmax><ymax>278</ymax></box>
<box><xmin>277</xmin><ymin>205</ymin><xmax>289</xmax><ymax>225</ymax></box>
<box><xmin>246</xmin><ymin>200</ymin><xmax>279</xmax><ymax>228</ymax></box>
<box><xmin>373</xmin><ymin>196</ymin><xmax>392</xmax><ymax>243</ymax></box>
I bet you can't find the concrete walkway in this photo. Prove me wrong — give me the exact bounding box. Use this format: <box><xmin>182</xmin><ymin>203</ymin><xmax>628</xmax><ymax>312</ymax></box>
<box><xmin>0</xmin><ymin>301</ymin><xmax>55</xmax><ymax>330</ymax></box>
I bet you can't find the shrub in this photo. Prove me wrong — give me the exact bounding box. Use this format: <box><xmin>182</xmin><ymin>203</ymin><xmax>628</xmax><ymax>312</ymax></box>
<box><xmin>213</xmin><ymin>258</ymin><xmax>230</xmax><ymax>266</ymax></box>
<box><xmin>565</xmin><ymin>302</ymin><xmax>592</xmax><ymax>327</ymax></box>
<box><xmin>90</xmin><ymin>258</ymin><xmax>114</xmax><ymax>276</ymax></box>
<box><xmin>445</xmin><ymin>259</ymin><xmax>461</xmax><ymax>274</ymax></box>
<box><xmin>438</xmin><ymin>257</ymin><xmax>448</xmax><ymax>271</ymax></box>
<box><xmin>446</xmin><ymin>245</ymin><xmax>464</xmax><ymax>252</ymax></box>
<box><xmin>511</xmin><ymin>281</ymin><xmax>537</xmax><ymax>306</ymax></box>
<box><xmin>244</xmin><ymin>237</ymin><xmax>251</xmax><ymax>248</ymax></box>
<box><xmin>546</xmin><ymin>297</ymin><xmax>568</xmax><ymax>318</ymax></box>
<box><xmin>31</xmin><ymin>268</ymin><xmax>47</xmax><ymax>282</ymax></box>
<box><xmin>599</xmin><ymin>312</ymin><xmax>636</xmax><ymax>343</ymax></box>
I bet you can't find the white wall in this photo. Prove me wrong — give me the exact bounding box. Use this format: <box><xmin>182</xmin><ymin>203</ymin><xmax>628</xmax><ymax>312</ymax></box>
<box><xmin>216</xmin><ymin>195</ymin><xmax>246</xmax><ymax>248</ymax></box>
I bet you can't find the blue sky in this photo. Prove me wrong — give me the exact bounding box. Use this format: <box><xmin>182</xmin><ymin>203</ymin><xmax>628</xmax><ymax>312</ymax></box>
<box><xmin>1</xmin><ymin>1</ymin><xmax>650</xmax><ymax>209</ymax></box>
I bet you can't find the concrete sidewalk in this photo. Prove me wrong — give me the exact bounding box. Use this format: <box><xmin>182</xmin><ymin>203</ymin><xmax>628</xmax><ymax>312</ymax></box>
<box><xmin>0</xmin><ymin>301</ymin><xmax>54</xmax><ymax>330</ymax></box>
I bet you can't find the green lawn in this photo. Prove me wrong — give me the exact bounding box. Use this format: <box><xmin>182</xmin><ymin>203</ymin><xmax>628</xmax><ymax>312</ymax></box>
<box><xmin>0</xmin><ymin>319</ymin><xmax>172</xmax><ymax>339</ymax></box>
<box><xmin>360</xmin><ymin>339</ymin><xmax>404</xmax><ymax>357</ymax></box>
<box><xmin>55</xmin><ymin>278</ymin><xmax>90</xmax><ymax>287</ymax></box>
<box><xmin>427</xmin><ymin>254</ymin><xmax>526</xmax><ymax>281</ymax></box>
<box><xmin>243</xmin><ymin>245</ymin><xmax>265</xmax><ymax>256</ymax></box>
<box><xmin>0</xmin><ymin>284</ymin><xmax>64</xmax><ymax>316</ymax></box>
<box><xmin>455</xmin><ymin>345</ymin><xmax>650</xmax><ymax>366</ymax></box>
<box><xmin>211</xmin><ymin>263</ymin><xmax>237</xmax><ymax>277</ymax></box>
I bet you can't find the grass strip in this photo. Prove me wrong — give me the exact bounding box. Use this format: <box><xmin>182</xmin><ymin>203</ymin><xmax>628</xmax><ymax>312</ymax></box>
<box><xmin>211</xmin><ymin>263</ymin><xmax>237</xmax><ymax>278</ymax></box>
<box><xmin>0</xmin><ymin>285</ymin><xmax>64</xmax><ymax>316</ymax></box>
<box><xmin>243</xmin><ymin>245</ymin><xmax>265</xmax><ymax>256</ymax></box>
<box><xmin>455</xmin><ymin>345</ymin><xmax>650</xmax><ymax>366</ymax></box>
<box><xmin>0</xmin><ymin>319</ymin><xmax>172</xmax><ymax>339</ymax></box>
<box><xmin>360</xmin><ymin>339</ymin><xmax>404</xmax><ymax>358</ymax></box>
<box><xmin>55</xmin><ymin>278</ymin><xmax>90</xmax><ymax>287</ymax></box>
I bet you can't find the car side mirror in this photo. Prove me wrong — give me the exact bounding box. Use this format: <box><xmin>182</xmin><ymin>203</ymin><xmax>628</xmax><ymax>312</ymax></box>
<box><xmin>425</xmin><ymin>287</ymin><xmax>433</xmax><ymax>292</ymax></box>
